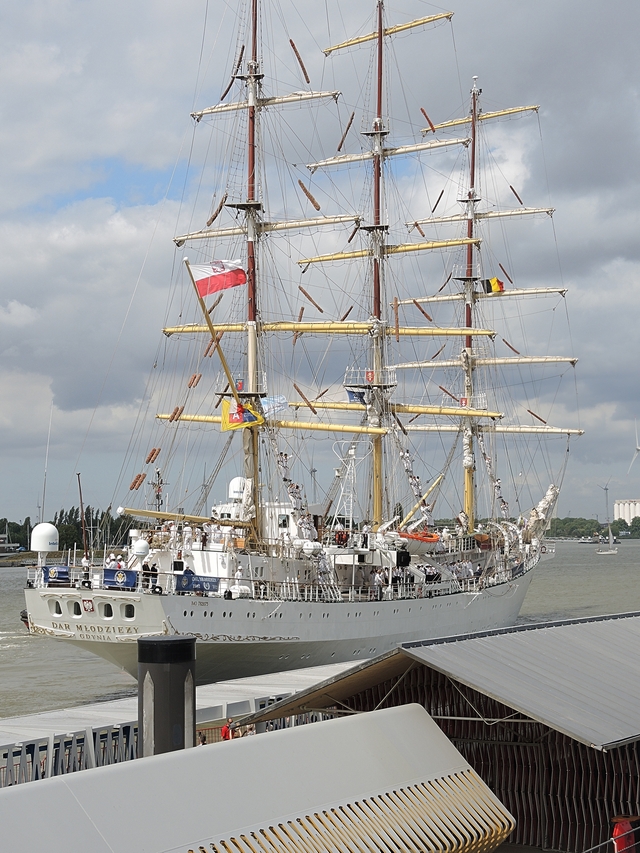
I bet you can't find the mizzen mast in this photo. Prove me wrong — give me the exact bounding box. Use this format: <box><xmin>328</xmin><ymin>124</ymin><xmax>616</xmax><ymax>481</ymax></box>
<box><xmin>462</xmin><ymin>79</ymin><xmax>480</xmax><ymax>533</ymax></box>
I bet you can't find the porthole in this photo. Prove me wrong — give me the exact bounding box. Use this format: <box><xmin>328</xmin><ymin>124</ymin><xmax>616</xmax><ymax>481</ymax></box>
<box><xmin>183</xmin><ymin>610</ymin><xmax>187</xmax><ymax>617</ymax></box>
<box><xmin>73</xmin><ymin>601</ymin><xmax>81</xmax><ymax>616</ymax></box>
<box><xmin>49</xmin><ymin>599</ymin><xmax>62</xmax><ymax>616</ymax></box>
<box><xmin>101</xmin><ymin>603</ymin><xmax>113</xmax><ymax>619</ymax></box>
<box><xmin>121</xmin><ymin>603</ymin><xmax>135</xmax><ymax>619</ymax></box>
<box><xmin>190</xmin><ymin>611</ymin><xmax>193</xmax><ymax>617</ymax></box>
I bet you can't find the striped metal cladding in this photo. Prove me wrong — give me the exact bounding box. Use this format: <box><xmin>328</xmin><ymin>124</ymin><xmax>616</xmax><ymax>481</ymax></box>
<box><xmin>343</xmin><ymin>660</ymin><xmax>640</xmax><ymax>853</ymax></box>
<box><xmin>191</xmin><ymin>769</ymin><xmax>514</xmax><ymax>853</ymax></box>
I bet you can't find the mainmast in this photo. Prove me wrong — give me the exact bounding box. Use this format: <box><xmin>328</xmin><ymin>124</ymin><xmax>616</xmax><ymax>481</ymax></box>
<box><xmin>370</xmin><ymin>0</ymin><xmax>386</xmax><ymax>529</ymax></box>
<box><xmin>245</xmin><ymin>0</ymin><xmax>262</xmax><ymax>537</ymax></box>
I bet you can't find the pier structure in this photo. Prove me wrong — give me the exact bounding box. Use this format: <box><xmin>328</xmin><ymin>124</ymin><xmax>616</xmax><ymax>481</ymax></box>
<box><xmin>0</xmin><ymin>661</ymin><xmax>351</xmax><ymax>787</ymax></box>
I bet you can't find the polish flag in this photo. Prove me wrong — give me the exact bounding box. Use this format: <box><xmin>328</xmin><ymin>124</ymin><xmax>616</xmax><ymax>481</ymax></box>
<box><xmin>190</xmin><ymin>261</ymin><xmax>247</xmax><ymax>297</ymax></box>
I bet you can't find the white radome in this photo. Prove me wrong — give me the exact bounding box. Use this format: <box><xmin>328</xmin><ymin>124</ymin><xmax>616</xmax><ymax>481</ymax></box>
<box><xmin>30</xmin><ymin>522</ymin><xmax>59</xmax><ymax>553</ymax></box>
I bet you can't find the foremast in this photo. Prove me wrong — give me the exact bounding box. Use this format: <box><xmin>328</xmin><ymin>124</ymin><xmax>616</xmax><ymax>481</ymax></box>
<box><xmin>394</xmin><ymin>84</ymin><xmax>584</xmax><ymax>527</ymax></box>
<box><xmin>460</xmin><ymin>81</ymin><xmax>485</xmax><ymax>532</ymax></box>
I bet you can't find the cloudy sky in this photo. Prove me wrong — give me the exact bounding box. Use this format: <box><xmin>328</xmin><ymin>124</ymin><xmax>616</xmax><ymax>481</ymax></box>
<box><xmin>1</xmin><ymin>0</ymin><xmax>639</xmax><ymax>525</ymax></box>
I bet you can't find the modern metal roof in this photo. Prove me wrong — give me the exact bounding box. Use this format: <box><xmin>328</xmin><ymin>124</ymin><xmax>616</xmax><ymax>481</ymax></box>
<box><xmin>0</xmin><ymin>704</ymin><xmax>514</xmax><ymax>853</ymax></box>
<box><xmin>243</xmin><ymin>612</ymin><xmax>640</xmax><ymax>751</ymax></box>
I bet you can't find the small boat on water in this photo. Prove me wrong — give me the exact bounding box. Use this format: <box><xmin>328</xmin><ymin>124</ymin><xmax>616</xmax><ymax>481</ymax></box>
<box><xmin>23</xmin><ymin>0</ymin><xmax>581</xmax><ymax>684</ymax></box>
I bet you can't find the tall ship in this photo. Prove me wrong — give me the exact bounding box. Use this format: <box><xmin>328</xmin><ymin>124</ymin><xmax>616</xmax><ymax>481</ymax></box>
<box><xmin>24</xmin><ymin>0</ymin><xmax>582</xmax><ymax>684</ymax></box>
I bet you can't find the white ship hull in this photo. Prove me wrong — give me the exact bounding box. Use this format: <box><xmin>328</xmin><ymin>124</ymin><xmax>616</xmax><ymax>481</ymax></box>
<box><xmin>24</xmin><ymin>566</ymin><xmax>534</xmax><ymax>684</ymax></box>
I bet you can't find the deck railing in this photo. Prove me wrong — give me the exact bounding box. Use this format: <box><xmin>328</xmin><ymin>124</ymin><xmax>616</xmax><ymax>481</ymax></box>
<box><xmin>27</xmin><ymin>566</ymin><xmax>523</xmax><ymax>602</ymax></box>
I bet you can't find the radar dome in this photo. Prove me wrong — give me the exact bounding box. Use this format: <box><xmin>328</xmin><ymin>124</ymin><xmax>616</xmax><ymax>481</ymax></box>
<box><xmin>132</xmin><ymin>538</ymin><xmax>150</xmax><ymax>559</ymax></box>
<box><xmin>31</xmin><ymin>523</ymin><xmax>59</xmax><ymax>553</ymax></box>
<box><xmin>228</xmin><ymin>477</ymin><xmax>245</xmax><ymax>500</ymax></box>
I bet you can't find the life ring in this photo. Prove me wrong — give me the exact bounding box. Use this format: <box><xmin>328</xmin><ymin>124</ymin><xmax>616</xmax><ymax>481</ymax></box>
<box><xmin>541</xmin><ymin>545</ymin><xmax>546</xmax><ymax>554</ymax></box>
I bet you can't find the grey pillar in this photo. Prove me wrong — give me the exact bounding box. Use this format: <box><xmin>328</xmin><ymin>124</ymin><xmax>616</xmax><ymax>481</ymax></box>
<box><xmin>138</xmin><ymin>635</ymin><xmax>196</xmax><ymax>757</ymax></box>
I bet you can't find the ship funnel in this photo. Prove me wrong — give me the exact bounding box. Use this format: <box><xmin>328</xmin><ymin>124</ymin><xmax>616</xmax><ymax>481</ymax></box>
<box><xmin>31</xmin><ymin>522</ymin><xmax>59</xmax><ymax>567</ymax></box>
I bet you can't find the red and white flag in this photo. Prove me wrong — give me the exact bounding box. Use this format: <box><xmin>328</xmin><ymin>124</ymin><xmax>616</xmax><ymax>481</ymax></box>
<box><xmin>190</xmin><ymin>260</ymin><xmax>247</xmax><ymax>297</ymax></box>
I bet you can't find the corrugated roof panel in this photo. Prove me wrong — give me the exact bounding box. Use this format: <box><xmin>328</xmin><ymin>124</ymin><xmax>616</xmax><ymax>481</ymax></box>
<box><xmin>0</xmin><ymin>704</ymin><xmax>513</xmax><ymax>853</ymax></box>
<box><xmin>403</xmin><ymin>614</ymin><xmax>640</xmax><ymax>749</ymax></box>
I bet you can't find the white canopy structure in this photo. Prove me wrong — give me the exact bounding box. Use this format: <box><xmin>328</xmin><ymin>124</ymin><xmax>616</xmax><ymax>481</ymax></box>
<box><xmin>0</xmin><ymin>704</ymin><xmax>514</xmax><ymax>853</ymax></box>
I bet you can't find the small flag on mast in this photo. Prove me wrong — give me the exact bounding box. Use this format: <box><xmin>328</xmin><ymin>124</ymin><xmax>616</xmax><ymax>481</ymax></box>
<box><xmin>482</xmin><ymin>277</ymin><xmax>505</xmax><ymax>294</ymax></box>
<box><xmin>221</xmin><ymin>398</ymin><xmax>264</xmax><ymax>431</ymax></box>
<box><xmin>190</xmin><ymin>261</ymin><xmax>247</xmax><ymax>297</ymax></box>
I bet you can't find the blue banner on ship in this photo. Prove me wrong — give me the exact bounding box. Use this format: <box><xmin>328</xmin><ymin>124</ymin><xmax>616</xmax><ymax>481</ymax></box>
<box><xmin>43</xmin><ymin>566</ymin><xmax>70</xmax><ymax>584</ymax></box>
<box><xmin>103</xmin><ymin>568</ymin><xmax>138</xmax><ymax>588</ymax></box>
<box><xmin>176</xmin><ymin>573</ymin><xmax>220</xmax><ymax>593</ymax></box>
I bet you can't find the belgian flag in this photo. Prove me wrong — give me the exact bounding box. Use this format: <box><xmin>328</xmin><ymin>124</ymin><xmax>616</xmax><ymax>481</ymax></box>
<box><xmin>482</xmin><ymin>277</ymin><xmax>505</xmax><ymax>293</ymax></box>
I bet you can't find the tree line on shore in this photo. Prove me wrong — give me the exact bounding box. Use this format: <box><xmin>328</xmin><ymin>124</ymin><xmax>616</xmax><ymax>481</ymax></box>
<box><xmin>0</xmin><ymin>507</ymin><xmax>136</xmax><ymax>551</ymax></box>
<box><xmin>546</xmin><ymin>516</ymin><xmax>640</xmax><ymax>539</ymax></box>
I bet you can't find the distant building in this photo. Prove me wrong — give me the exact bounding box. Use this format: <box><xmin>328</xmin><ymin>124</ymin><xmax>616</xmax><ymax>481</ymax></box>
<box><xmin>614</xmin><ymin>499</ymin><xmax>640</xmax><ymax>524</ymax></box>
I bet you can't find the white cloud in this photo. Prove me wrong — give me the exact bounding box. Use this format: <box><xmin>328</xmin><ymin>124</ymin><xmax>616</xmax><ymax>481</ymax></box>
<box><xmin>0</xmin><ymin>300</ymin><xmax>37</xmax><ymax>327</ymax></box>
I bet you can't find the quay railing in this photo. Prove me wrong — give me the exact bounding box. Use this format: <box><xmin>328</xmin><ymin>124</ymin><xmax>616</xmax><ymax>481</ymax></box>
<box><xmin>0</xmin><ymin>722</ymin><xmax>137</xmax><ymax>789</ymax></box>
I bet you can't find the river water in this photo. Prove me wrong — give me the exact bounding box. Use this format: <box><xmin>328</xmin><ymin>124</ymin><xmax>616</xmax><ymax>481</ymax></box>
<box><xmin>1</xmin><ymin>540</ymin><xmax>639</xmax><ymax>719</ymax></box>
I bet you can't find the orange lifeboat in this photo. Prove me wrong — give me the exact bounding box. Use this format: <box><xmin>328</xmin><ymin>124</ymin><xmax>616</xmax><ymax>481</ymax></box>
<box><xmin>399</xmin><ymin>530</ymin><xmax>439</xmax><ymax>544</ymax></box>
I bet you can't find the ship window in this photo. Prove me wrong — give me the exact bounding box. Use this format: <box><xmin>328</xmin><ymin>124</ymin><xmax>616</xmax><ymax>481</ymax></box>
<box><xmin>278</xmin><ymin>514</ymin><xmax>289</xmax><ymax>529</ymax></box>
<box><xmin>102</xmin><ymin>603</ymin><xmax>113</xmax><ymax>618</ymax></box>
<box><xmin>49</xmin><ymin>599</ymin><xmax>62</xmax><ymax>616</ymax></box>
<box><xmin>122</xmin><ymin>603</ymin><xmax>135</xmax><ymax>619</ymax></box>
<box><xmin>73</xmin><ymin>601</ymin><xmax>81</xmax><ymax>616</ymax></box>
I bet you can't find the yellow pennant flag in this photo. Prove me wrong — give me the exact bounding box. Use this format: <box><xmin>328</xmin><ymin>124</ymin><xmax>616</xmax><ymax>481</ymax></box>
<box><xmin>221</xmin><ymin>398</ymin><xmax>264</xmax><ymax>431</ymax></box>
